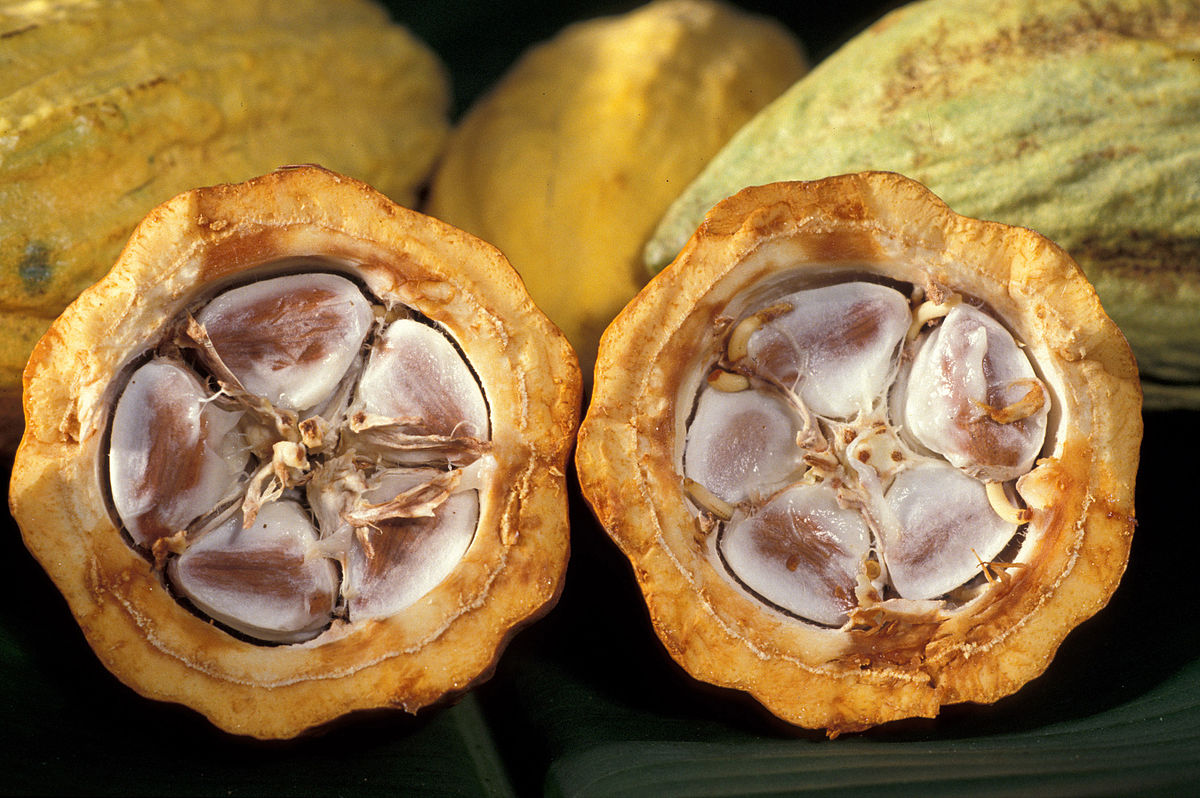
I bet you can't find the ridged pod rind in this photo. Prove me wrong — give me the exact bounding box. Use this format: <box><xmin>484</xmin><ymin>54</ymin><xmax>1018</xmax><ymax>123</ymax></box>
<box><xmin>578</xmin><ymin>172</ymin><xmax>1140</xmax><ymax>734</ymax></box>
<box><xmin>646</xmin><ymin>0</ymin><xmax>1199</xmax><ymax>409</ymax></box>
<box><xmin>0</xmin><ymin>0</ymin><xmax>451</xmax><ymax>443</ymax></box>
<box><xmin>9</xmin><ymin>166</ymin><xmax>580</xmax><ymax>739</ymax></box>
<box><xmin>426</xmin><ymin>0</ymin><xmax>806</xmax><ymax>380</ymax></box>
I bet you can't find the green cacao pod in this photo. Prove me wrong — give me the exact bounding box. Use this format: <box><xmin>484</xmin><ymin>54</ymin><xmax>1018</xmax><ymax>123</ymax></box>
<box><xmin>646</xmin><ymin>0</ymin><xmax>1200</xmax><ymax>409</ymax></box>
<box><xmin>0</xmin><ymin>0</ymin><xmax>450</xmax><ymax>445</ymax></box>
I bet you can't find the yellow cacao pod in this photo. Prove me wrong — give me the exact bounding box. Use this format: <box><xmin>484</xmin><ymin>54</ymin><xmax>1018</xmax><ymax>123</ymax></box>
<box><xmin>0</xmin><ymin>0</ymin><xmax>450</xmax><ymax>445</ymax></box>
<box><xmin>646</xmin><ymin>0</ymin><xmax>1200</xmax><ymax>409</ymax></box>
<box><xmin>425</xmin><ymin>0</ymin><xmax>807</xmax><ymax>381</ymax></box>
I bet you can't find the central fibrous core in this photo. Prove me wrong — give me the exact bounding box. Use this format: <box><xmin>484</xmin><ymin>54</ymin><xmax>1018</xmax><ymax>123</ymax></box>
<box><xmin>682</xmin><ymin>279</ymin><xmax>1049</xmax><ymax>627</ymax></box>
<box><xmin>106</xmin><ymin>270</ymin><xmax>491</xmax><ymax>644</ymax></box>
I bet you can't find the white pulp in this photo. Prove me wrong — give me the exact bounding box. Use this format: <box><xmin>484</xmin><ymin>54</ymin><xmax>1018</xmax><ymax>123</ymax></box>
<box><xmin>683</xmin><ymin>281</ymin><xmax>1045</xmax><ymax>626</ymax></box>
<box><xmin>744</xmin><ymin>281</ymin><xmax>911</xmax><ymax>419</ymax></box>
<box><xmin>356</xmin><ymin>318</ymin><xmax>489</xmax><ymax>439</ymax></box>
<box><xmin>720</xmin><ymin>484</ymin><xmax>871</xmax><ymax>626</ymax></box>
<box><xmin>900</xmin><ymin>303</ymin><xmax>1048</xmax><ymax>481</ymax></box>
<box><xmin>881</xmin><ymin>461</ymin><xmax>1017</xmax><ymax>600</ymax></box>
<box><xmin>684</xmin><ymin>387</ymin><xmax>802</xmax><ymax>504</ymax></box>
<box><xmin>194</xmin><ymin>272</ymin><xmax>374</xmax><ymax>413</ymax></box>
<box><xmin>109</xmin><ymin>359</ymin><xmax>246</xmax><ymax>549</ymax></box>
<box><xmin>345</xmin><ymin>469</ymin><xmax>480</xmax><ymax>619</ymax></box>
<box><xmin>106</xmin><ymin>271</ymin><xmax>490</xmax><ymax>643</ymax></box>
<box><xmin>171</xmin><ymin>500</ymin><xmax>340</xmax><ymax>644</ymax></box>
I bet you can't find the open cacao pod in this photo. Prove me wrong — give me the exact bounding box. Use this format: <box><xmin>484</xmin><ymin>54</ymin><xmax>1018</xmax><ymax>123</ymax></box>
<box><xmin>576</xmin><ymin>172</ymin><xmax>1141</xmax><ymax>735</ymax></box>
<box><xmin>8</xmin><ymin>166</ymin><xmax>580</xmax><ymax>739</ymax></box>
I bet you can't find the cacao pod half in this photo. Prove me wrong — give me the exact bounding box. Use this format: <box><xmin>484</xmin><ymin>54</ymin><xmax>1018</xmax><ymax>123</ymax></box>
<box><xmin>8</xmin><ymin>166</ymin><xmax>580</xmax><ymax>739</ymax></box>
<box><xmin>0</xmin><ymin>0</ymin><xmax>451</xmax><ymax>446</ymax></box>
<box><xmin>580</xmin><ymin>172</ymin><xmax>1140</xmax><ymax>735</ymax></box>
<box><xmin>426</xmin><ymin>0</ymin><xmax>807</xmax><ymax>382</ymax></box>
<box><xmin>646</xmin><ymin>0</ymin><xmax>1200</xmax><ymax>409</ymax></box>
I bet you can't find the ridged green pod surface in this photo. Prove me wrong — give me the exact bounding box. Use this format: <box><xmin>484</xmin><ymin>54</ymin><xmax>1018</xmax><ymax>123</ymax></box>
<box><xmin>0</xmin><ymin>0</ymin><xmax>451</xmax><ymax>445</ymax></box>
<box><xmin>646</xmin><ymin>0</ymin><xmax>1200</xmax><ymax>409</ymax></box>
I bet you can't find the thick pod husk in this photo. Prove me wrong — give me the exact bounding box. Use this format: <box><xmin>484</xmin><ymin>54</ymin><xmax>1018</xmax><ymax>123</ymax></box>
<box><xmin>646</xmin><ymin>0</ymin><xmax>1199</xmax><ymax>409</ymax></box>
<box><xmin>426</xmin><ymin>0</ymin><xmax>806</xmax><ymax>381</ymax></box>
<box><xmin>0</xmin><ymin>0</ymin><xmax>450</xmax><ymax>445</ymax></box>
<box><xmin>8</xmin><ymin>166</ymin><xmax>580</xmax><ymax>739</ymax></box>
<box><xmin>579</xmin><ymin>172</ymin><xmax>1140</xmax><ymax>735</ymax></box>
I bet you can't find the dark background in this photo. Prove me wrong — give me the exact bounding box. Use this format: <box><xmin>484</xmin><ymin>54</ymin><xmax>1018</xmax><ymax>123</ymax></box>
<box><xmin>4</xmin><ymin>2</ymin><xmax>1196</xmax><ymax>796</ymax></box>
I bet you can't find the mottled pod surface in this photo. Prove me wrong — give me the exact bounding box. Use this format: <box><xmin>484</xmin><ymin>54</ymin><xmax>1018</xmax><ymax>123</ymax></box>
<box><xmin>646</xmin><ymin>0</ymin><xmax>1200</xmax><ymax>409</ymax></box>
<box><xmin>578</xmin><ymin>172</ymin><xmax>1140</xmax><ymax>735</ymax></box>
<box><xmin>8</xmin><ymin>166</ymin><xmax>580</xmax><ymax>739</ymax></box>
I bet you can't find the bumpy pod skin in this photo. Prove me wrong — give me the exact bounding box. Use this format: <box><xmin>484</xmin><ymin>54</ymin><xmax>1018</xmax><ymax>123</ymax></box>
<box><xmin>9</xmin><ymin>166</ymin><xmax>580</xmax><ymax>739</ymax></box>
<box><xmin>426</xmin><ymin>0</ymin><xmax>806</xmax><ymax>382</ymax></box>
<box><xmin>646</xmin><ymin>0</ymin><xmax>1200</xmax><ymax>409</ymax></box>
<box><xmin>0</xmin><ymin>0</ymin><xmax>451</xmax><ymax>444</ymax></box>
<box><xmin>578</xmin><ymin>173</ymin><xmax>1141</xmax><ymax>735</ymax></box>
